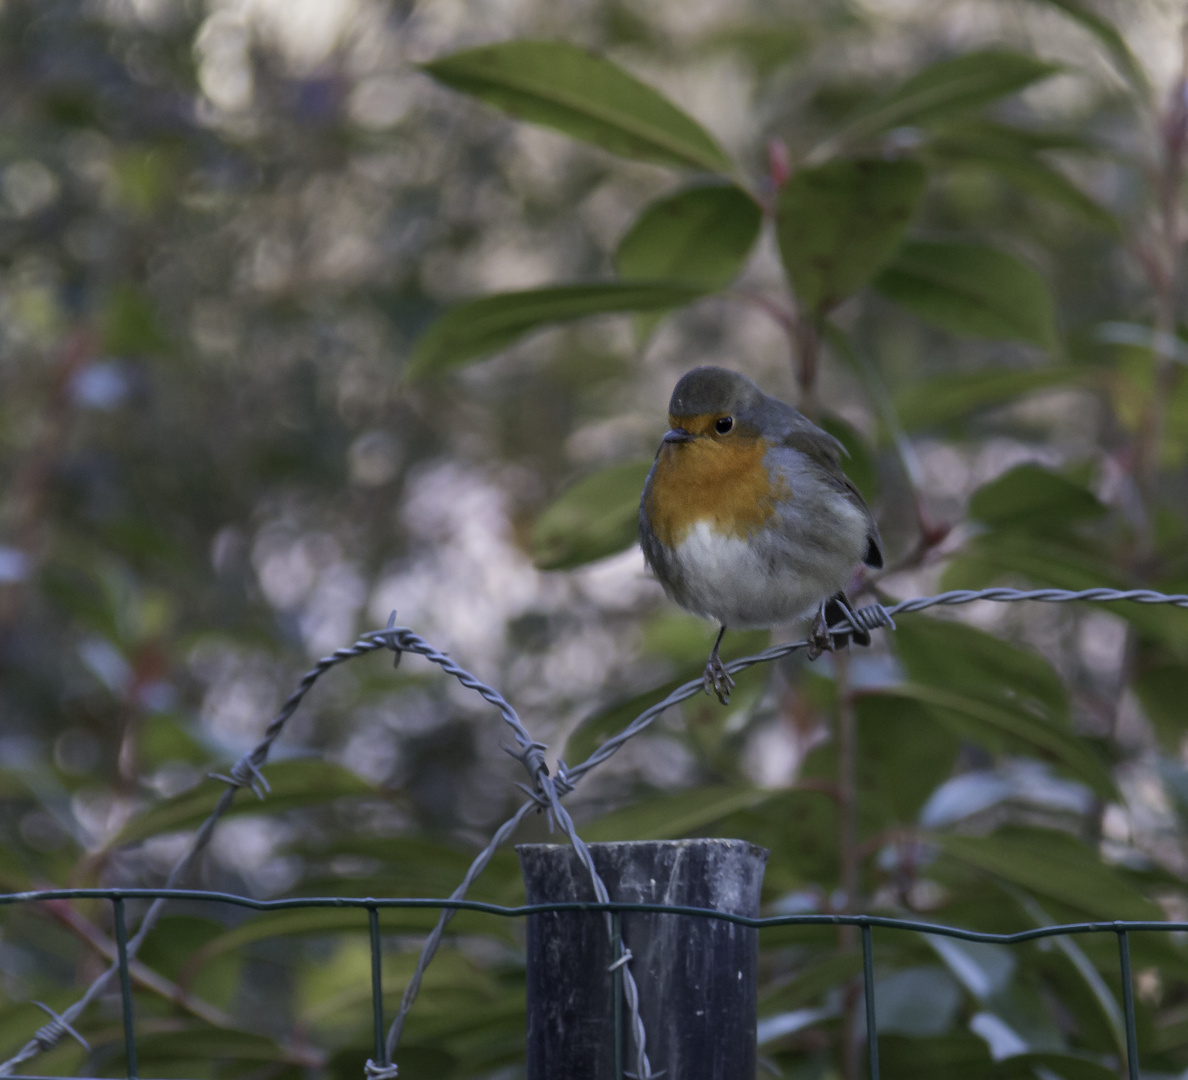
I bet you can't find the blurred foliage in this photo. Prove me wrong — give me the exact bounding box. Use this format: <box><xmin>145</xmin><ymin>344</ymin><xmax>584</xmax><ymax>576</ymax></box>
<box><xmin>4</xmin><ymin>0</ymin><xmax>1188</xmax><ymax>1078</ymax></box>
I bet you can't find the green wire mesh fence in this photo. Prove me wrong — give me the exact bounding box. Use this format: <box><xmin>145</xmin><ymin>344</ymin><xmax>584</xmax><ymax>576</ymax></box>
<box><xmin>0</xmin><ymin>885</ymin><xmax>1161</xmax><ymax>1080</ymax></box>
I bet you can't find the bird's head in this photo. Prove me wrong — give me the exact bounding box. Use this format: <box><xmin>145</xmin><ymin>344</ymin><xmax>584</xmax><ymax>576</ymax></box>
<box><xmin>663</xmin><ymin>366</ymin><xmax>766</xmax><ymax>445</ymax></box>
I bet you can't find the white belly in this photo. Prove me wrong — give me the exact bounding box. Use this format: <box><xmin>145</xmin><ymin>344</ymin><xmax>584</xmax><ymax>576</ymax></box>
<box><xmin>666</xmin><ymin>519</ymin><xmax>860</xmax><ymax>628</ymax></box>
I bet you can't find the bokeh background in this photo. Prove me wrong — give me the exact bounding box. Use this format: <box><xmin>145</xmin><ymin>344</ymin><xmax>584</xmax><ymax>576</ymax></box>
<box><xmin>6</xmin><ymin>0</ymin><xmax>1188</xmax><ymax>1077</ymax></box>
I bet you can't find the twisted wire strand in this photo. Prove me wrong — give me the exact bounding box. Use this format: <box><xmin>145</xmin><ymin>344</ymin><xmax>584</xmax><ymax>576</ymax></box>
<box><xmin>545</xmin><ymin>778</ymin><xmax>653</xmax><ymax>1079</ymax></box>
<box><xmin>372</xmin><ymin>633</ymin><xmax>653</xmax><ymax>1078</ymax></box>
<box><xmin>1</xmin><ymin>634</ymin><xmax>396</xmax><ymax>1077</ymax></box>
<box><xmin>564</xmin><ymin>588</ymin><xmax>1188</xmax><ymax>783</ymax></box>
<box><xmin>6</xmin><ymin>585</ymin><xmax>1188</xmax><ymax>1077</ymax></box>
<box><xmin>30</xmin><ymin>1001</ymin><xmax>89</xmax><ymax>1052</ymax></box>
<box><xmin>887</xmin><ymin>587</ymin><xmax>1188</xmax><ymax>613</ymax></box>
<box><xmin>380</xmin><ymin>800</ymin><xmax>536</xmax><ymax>1060</ymax></box>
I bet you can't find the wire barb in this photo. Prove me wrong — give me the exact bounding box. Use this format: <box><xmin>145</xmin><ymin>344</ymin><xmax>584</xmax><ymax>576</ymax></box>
<box><xmin>209</xmin><ymin>756</ymin><xmax>271</xmax><ymax>799</ymax></box>
<box><xmin>385</xmin><ymin>611</ymin><xmax>403</xmax><ymax>670</ymax></box>
<box><xmin>852</xmin><ymin>603</ymin><xmax>896</xmax><ymax>633</ymax></box>
<box><xmin>30</xmin><ymin>1001</ymin><xmax>90</xmax><ymax>1053</ymax></box>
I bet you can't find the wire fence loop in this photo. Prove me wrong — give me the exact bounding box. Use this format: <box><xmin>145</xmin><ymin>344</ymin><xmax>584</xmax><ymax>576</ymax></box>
<box><xmin>607</xmin><ymin>948</ymin><xmax>635</xmax><ymax>973</ymax></box>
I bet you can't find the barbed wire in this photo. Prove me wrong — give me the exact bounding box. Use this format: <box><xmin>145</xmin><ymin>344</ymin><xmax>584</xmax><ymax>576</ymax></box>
<box><xmin>4</xmin><ymin>584</ymin><xmax>1188</xmax><ymax>1078</ymax></box>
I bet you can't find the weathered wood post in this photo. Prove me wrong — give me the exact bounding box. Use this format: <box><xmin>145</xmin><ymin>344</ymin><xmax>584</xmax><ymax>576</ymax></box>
<box><xmin>517</xmin><ymin>838</ymin><xmax>768</xmax><ymax>1080</ymax></box>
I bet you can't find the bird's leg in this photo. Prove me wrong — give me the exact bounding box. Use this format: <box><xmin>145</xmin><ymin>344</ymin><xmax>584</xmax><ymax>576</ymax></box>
<box><xmin>807</xmin><ymin>600</ymin><xmax>836</xmax><ymax>661</ymax></box>
<box><xmin>808</xmin><ymin>593</ymin><xmax>869</xmax><ymax>660</ymax></box>
<box><xmin>828</xmin><ymin>592</ymin><xmax>870</xmax><ymax>647</ymax></box>
<box><xmin>703</xmin><ymin>625</ymin><xmax>734</xmax><ymax>705</ymax></box>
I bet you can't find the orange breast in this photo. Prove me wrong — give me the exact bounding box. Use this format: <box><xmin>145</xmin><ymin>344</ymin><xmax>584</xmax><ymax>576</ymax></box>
<box><xmin>645</xmin><ymin>434</ymin><xmax>787</xmax><ymax>548</ymax></box>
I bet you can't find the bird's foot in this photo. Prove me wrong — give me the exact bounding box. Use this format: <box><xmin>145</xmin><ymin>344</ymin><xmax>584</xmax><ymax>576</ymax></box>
<box><xmin>702</xmin><ymin>652</ymin><xmax>734</xmax><ymax>705</ymax></box>
<box><xmin>806</xmin><ymin>603</ymin><xmax>837</xmax><ymax>662</ymax></box>
<box><xmin>807</xmin><ymin>594</ymin><xmax>871</xmax><ymax>660</ymax></box>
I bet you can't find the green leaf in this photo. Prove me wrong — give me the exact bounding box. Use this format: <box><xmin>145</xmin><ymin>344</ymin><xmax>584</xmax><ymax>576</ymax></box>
<box><xmin>615</xmin><ymin>184</ymin><xmax>762</xmax><ymax>290</ymax></box>
<box><xmin>853</xmin><ymin>692</ymin><xmax>962</xmax><ymax>823</ymax></box>
<box><xmin>1095</xmin><ymin>320</ymin><xmax>1188</xmax><ymax>363</ymax></box>
<box><xmin>874</xmin><ymin>240</ymin><xmax>1058</xmax><ymax>347</ymax></box>
<box><xmin>776</xmin><ymin>158</ymin><xmax>926</xmax><ymax>315</ymax></box>
<box><xmin>968</xmin><ymin>464</ymin><xmax>1106</xmax><ymax>533</ymax></box>
<box><xmin>408</xmin><ymin>282</ymin><xmax>709</xmax><ymax>376</ymax></box>
<box><xmin>931</xmin><ymin>119</ymin><xmax>1098</xmax><ymax>157</ymax></box>
<box><xmin>941</xmin><ymin>537</ymin><xmax>1188</xmax><ymax>657</ymax></box>
<box><xmin>938</xmin><ymin>537</ymin><xmax>1188</xmax><ymax>655</ymax></box>
<box><xmin>893</xmin><ymin>367</ymin><xmax>1085</xmax><ymax>430</ymax></box>
<box><xmin>580</xmin><ymin>784</ymin><xmax>776</xmax><ymax>841</ymax></box>
<box><xmin>111</xmin><ymin>145</ymin><xmax>178</xmax><ymax>214</ymax></box>
<box><xmin>983</xmin><ymin>159</ymin><xmax>1115</xmax><ymax>229</ymax></box>
<box><xmin>721</xmin><ymin>791</ymin><xmax>839</xmax><ymax>898</ymax></box>
<box><xmin>1134</xmin><ymin>663</ymin><xmax>1188</xmax><ymax>751</ymax></box>
<box><xmin>879</xmin><ymin>684</ymin><xmax>1114</xmax><ymax>797</ymax></box>
<box><xmin>101</xmin><ymin>282</ymin><xmax>170</xmax><ymax>356</ymax></box>
<box><xmin>561</xmin><ymin>673</ymin><xmax>694</xmax><ymax>768</ymax></box>
<box><xmin>928</xmin><ymin>133</ymin><xmax>1116</xmax><ymax>231</ymax></box>
<box><xmin>140</xmin><ymin>714</ymin><xmax>211</xmax><ymax>768</ymax></box>
<box><xmin>1021</xmin><ymin>0</ymin><xmax>1148</xmax><ymax>95</ymax></box>
<box><xmin>759</xmin><ymin>952</ymin><xmax>865</xmax><ymax>1013</ymax></box>
<box><xmin>1130</xmin><ymin>586</ymin><xmax>1188</xmax><ymax>651</ymax></box>
<box><xmin>874</xmin><ymin>967</ymin><xmax>963</xmax><ymax>1036</ymax></box>
<box><xmin>561</xmin><ymin>628</ymin><xmax>769</xmax><ymax>767</ymax></box>
<box><xmin>935</xmin><ymin>828</ymin><xmax>1161</xmax><ymax>921</ymax></box>
<box><xmin>696</xmin><ymin>21</ymin><xmax>815</xmax><ymax>78</ymax></box>
<box><xmin>816</xmin><ymin>50</ymin><xmax>1060</xmax><ymax>158</ymax></box>
<box><xmin>181</xmin><ymin>907</ymin><xmax>471</xmax><ymax>980</ymax></box>
<box><xmin>114</xmin><ymin>759</ymin><xmax>376</xmax><ymax>843</ymax></box>
<box><xmin>1008</xmin><ymin>890</ymin><xmax>1128</xmax><ymax>1062</ymax></box>
<box><xmin>124</xmin><ymin>1026</ymin><xmax>290</xmax><ymax>1064</ymax></box>
<box><xmin>941</xmin><ymin>533</ymin><xmax>1123</xmax><ymax>593</ymax></box>
<box><xmin>879</xmin><ymin>1033</ymin><xmax>995</xmax><ymax>1080</ymax></box>
<box><xmin>641</xmin><ymin>613</ymin><xmax>761</xmax><ymax>665</ymax></box>
<box><xmin>0</xmin><ymin>838</ymin><xmax>32</xmax><ymax>890</ymax></box>
<box><xmin>531</xmin><ymin>459</ymin><xmax>652</xmax><ymax>570</ymax></box>
<box><xmin>925</xmin><ymin>935</ymin><xmax>1016</xmax><ymax>1000</ymax></box>
<box><xmin>893</xmin><ymin>617</ymin><xmax>1069</xmax><ymax>723</ymax></box>
<box><xmin>819</xmin><ymin>413</ymin><xmax>878</xmax><ymax>501</ymax></box>
<box><xmin>423</xmin><ymin>41</ymin><xmax>732</xmax><ymax>172</ymax></box>
<box><xmin>295</xmin><ymin>837</ymin><xmax>522</xmax><ymax>903</ymax></box>
<box><xmin>821</xmin><ymin>322</ymin><xmax>924</xmax><ymax>497</ymax></box>
<box><xmin>992</xmin><ymin>1052</ymin><xmax>1121</xmax><ymax>1080</ymax></box>
<box><xmin>138</xmin><ymin>915</ymin><xmax>241</xmax><ymax>1009</ymax></box>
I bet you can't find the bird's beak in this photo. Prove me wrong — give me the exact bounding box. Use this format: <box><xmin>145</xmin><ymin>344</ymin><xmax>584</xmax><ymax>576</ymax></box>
<box><xmin>663</xmin><ymin>427</ymin><xmax>694</xmax><ymax>444</ymax></box>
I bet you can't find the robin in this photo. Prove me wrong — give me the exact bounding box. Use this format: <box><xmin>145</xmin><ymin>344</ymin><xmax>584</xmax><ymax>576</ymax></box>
<box><xmin>639</xmin><ymin>366</ymin><xmax>884</xmax><ymax>704</ymax></box>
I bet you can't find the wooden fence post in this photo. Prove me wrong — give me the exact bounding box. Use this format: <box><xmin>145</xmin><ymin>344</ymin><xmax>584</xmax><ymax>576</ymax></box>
<box><xmin>518</xmin><ymin>838</ymin><xmax>768</xmax><ymax>1080</ymax></box>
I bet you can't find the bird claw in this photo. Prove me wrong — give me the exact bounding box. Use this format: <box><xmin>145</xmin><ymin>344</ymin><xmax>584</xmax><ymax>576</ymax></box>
<box><xmin>806</xmin><ymin>605</ymin><xmax>837</xmax><ymax>662</ymax></box>
<box><xmin>702</xmin><ymin>654</ymin><xmax>734</xmax><ymax>705</ymax></box>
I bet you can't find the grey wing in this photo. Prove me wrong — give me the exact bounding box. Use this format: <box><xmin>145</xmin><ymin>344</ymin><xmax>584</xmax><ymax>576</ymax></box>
<box><xmin>839</xmin><ymin>473</ymin><xmax>883</xmax><ymax>569</ymax></box>
<box><xmin>759</xmin><ymin>395</ymin><xmax>850</xmax><ymax>460</ymax></box>
<box><xmin>776</xmin><ymin>418</ymin><xmax>884</xmax><ymax>570</ymax></box>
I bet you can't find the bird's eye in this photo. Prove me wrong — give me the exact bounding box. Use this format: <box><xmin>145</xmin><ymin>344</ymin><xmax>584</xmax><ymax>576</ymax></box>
<box><xmin>715</xmin><ymin>416</ymin><xmax>734</xmax><ymax>434</ymax></box>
